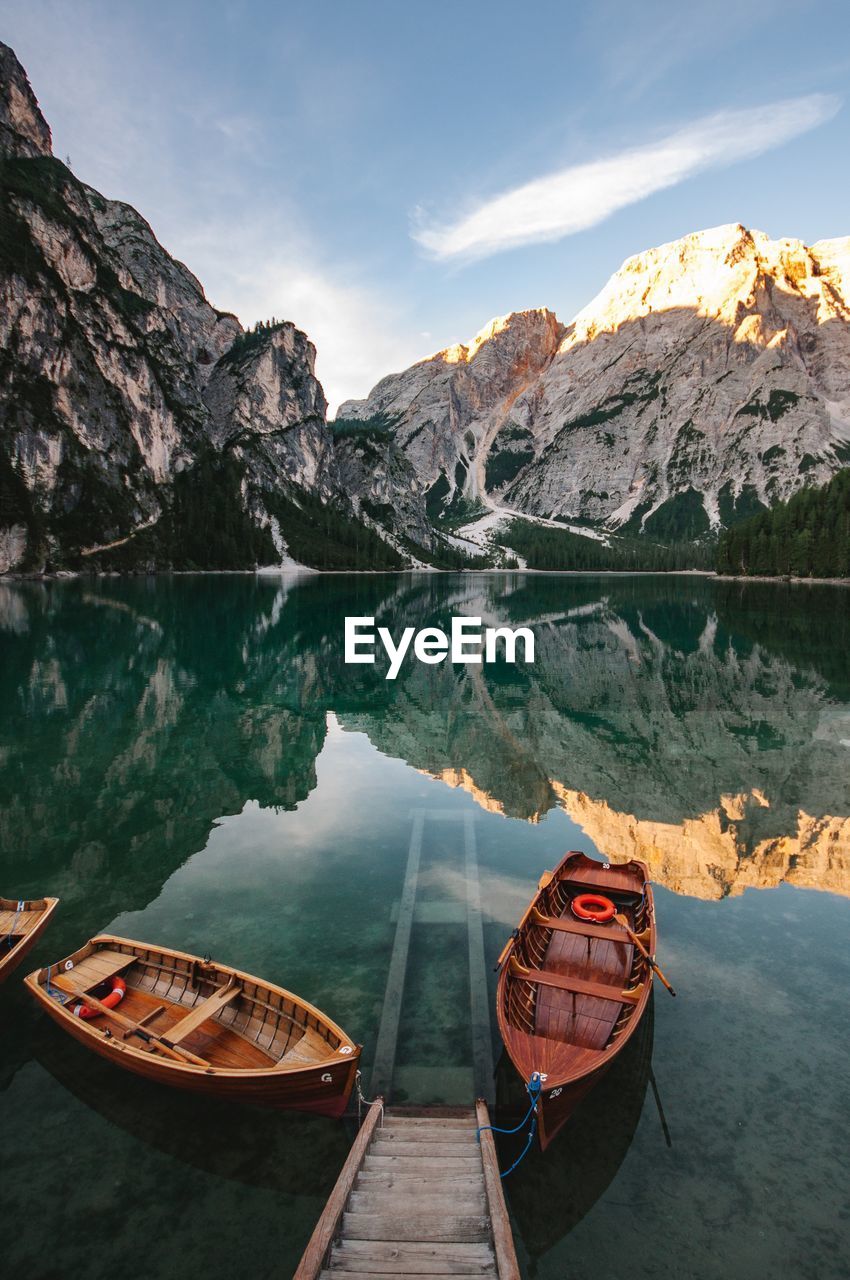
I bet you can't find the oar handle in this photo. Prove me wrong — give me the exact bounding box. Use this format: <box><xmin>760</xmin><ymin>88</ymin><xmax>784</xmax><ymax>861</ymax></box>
<box><xmin>50</xmin><ymin>974</ymin><xmax>209</xmax><ymax>1062</ymax></box>
<box><xmin>614</xmin><ymin>914</ymin><xmax>677</xmax><ymax>997</ymax></box>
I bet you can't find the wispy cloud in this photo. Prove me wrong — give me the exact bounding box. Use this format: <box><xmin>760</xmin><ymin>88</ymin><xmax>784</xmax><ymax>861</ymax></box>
<box><xmin>413</xmin><ymin>94</ymin><xmax>841</xmax><ymax>262</ymax></box>
<box><xmin>178</xmin><ymin>217</ymin><xmax>422</xmax><ymax>415</ymax></box>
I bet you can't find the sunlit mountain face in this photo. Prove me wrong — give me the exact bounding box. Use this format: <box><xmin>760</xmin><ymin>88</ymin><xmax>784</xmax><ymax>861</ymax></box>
<box><xmin>2</xmin><ymin>572</ymin><xmax>848</xmax><ymax>908</ymax></box>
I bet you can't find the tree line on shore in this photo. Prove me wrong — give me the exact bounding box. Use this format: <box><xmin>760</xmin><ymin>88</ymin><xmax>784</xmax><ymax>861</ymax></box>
<box><xmin>716</xmin><ymin>469</ymin><xmax>850</xmax><ymax>578</ymax></box>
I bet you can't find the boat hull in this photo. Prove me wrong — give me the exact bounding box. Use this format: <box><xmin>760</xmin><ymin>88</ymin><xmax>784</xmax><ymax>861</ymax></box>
<box><xmin>25</xmin><ymin>935</ymin><xmax>361</xmax><ymax>1118</ymax></box>
<box><xmin>31</xmin><ymin>992</ymin><xmax>359</xmax><ymax>1114</ymax></box>
<box><xmin>496</xmin><ymin>852</ymin><xmax>656</xmax><ymax>1151</ymax></box>
<box><xmin>0</xmin><ymin>896</ymin><xmax>59</xmax><ymax>985</ymax></box>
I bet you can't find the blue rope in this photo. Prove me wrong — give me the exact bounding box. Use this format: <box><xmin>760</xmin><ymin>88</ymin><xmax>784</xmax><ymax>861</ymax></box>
<box><xmin>476</xmin><ymin>1072</ymin><xmax>542</xmax><ymax>1178</ymax></box>
<box><xmin>45</xmin><ymin>964</ymin><xmax>65</xmax><ymax>1003</ymax></box>
<box><xmin>5</xmin><ymin>900</ymin><xmax>24</xmax><ymax>948</ymax></box>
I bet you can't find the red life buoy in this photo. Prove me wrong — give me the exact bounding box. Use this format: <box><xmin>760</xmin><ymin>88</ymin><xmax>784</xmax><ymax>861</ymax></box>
<box><xmin>74</xmin><ymin>976</ymin><xmax>127</xmax><ymax>1020</ymax></box>
<box><xmin>571</xmin><ymin>893</ymin><xmax>616</xmax><ymax>923</ymax></box>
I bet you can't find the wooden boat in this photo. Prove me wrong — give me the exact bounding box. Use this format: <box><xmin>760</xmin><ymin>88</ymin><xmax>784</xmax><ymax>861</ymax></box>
<box><xmin>495</xmin><ymin>998</ymin><xmax>655</xmax><ymax>1257</ymax></box>
<box><xmin>496</xmin><ymin>852</ymin><xmax>654</xmax><ymax>1150</ymax></box>
<box><xmin>0</xmin><ymin>895</ymin><xmax>59</xmax><ymax>984</ymax></box>
<box><xmin>25</xmin><ymin>934</ymin><xmax>361</xmax><ymax>1117</ymax></box>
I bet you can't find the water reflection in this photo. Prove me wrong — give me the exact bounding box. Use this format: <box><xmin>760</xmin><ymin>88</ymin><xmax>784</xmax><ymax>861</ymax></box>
<box><xmin>1</xmin><ymin>573</ymin><xmax>849</xmax><ymax>910</ymax></box>
<box><xmin>2</xmin><ymin>574</ymin><xmax>849</xmax><ymax>1280</ymax></box>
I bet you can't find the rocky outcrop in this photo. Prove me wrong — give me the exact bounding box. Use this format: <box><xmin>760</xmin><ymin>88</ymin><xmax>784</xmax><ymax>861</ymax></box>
<box><xmin>344</xmin><ymin>226</ymin><xmax>850</xmax><ymax>535</ymax></box>
<box><xmin>0</xmin><ymin>43</ymin><xmax>400</xmax><ymax>573</ymax></box>
<box><xmin>338</xmin><ymin>310</ymin><xmax>565</xmax><ymax>516</ymax></box>
<box><xmin>0</xmin><ymin>42</ymin><xmax>52</xmax><ymax>159</ymax></box>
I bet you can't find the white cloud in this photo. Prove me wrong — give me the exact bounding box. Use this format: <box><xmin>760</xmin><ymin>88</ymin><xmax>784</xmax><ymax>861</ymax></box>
<box><xmin>174</xmin><ymin>220</ymin><xmax>421</xmax><ymax>415</ymax></box>
<box><xmin>413</xmin><ymin>94</ymin><xmax>841</xmax><ymax>262</ymax></box>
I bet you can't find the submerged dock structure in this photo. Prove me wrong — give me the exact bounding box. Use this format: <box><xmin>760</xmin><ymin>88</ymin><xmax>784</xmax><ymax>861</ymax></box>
<box><xmin>294</xmin><ymin>809</ymin><xmax>520</xmax><ymax>1277</ymax></box>
<box><xmin>294</xmin><ymin>1100</ymin><xmax>520</xmax><ymax>1278</ymax></box>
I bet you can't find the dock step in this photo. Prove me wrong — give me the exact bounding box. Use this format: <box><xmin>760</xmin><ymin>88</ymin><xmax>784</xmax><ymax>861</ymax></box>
<box><xmin>294</xmin><ymin>1103</ymin><xmax>519</xmax><ymax>1280</ymax></box>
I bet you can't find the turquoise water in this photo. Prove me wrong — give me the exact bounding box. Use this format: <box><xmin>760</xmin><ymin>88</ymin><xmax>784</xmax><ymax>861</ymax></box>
<box><xmin>0</xmin><ymin>573</ymin><xmax>848</xmax><ymax>1278</ymax></box>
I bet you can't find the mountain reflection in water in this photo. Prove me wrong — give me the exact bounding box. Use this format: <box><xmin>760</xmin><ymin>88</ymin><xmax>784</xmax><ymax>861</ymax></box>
<box><xmin>1</xmin><ymin>572</ymin><xmax>848</xmax><ymax>911</ymax></box>
<box><xmin>2</xmin><ymin>573</ymin><xmax>849</xmax><ymax>1280</ymax></box>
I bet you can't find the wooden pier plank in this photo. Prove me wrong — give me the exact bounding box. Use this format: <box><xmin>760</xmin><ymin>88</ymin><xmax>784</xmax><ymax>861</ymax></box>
<box><xmin>296</xmin><ymin>1102</ymin><xmax>518</xmax><ymax>1280</ymax></box>
<box><xmin>341</xmin><ymin>1212</ymin><xmax>491</xmax><ymax>1243</ymax></box>
<box><xmin>328</xmin><ymin>1239</ymin><xmax>496</xmax><ymax>1270</ymax></box>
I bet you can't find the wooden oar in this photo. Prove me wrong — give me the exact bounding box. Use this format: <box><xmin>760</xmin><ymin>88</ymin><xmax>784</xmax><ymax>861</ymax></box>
<box><xmin>614</xmin><ymin>913</ymin><xmax>677</xmax><ymax>997</ymax></box>
<box><xmin>50</xmin><ymin>974</ymin><xmax>210</xmax><ymax>1065</ymax></box>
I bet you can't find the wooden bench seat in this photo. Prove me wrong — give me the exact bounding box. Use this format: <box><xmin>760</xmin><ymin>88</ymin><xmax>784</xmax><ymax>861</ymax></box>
<box><xmin>509</xmin><ymin>958</ymin><xmax>642</xmax><ymax>1004</ymax></box>
<box><xmin>161</xmin><ymin>981</ymin><xmax>241</xmax><ymax>1047</ymax></box>
<box><xmin>0</xmin><ymin>908</ymin><xmax>40</xmax><ymax>935</ymax></box>
<box><xmin>531</xmin><ymin>907</ymin><xmax>635</xmax><ymax>943</ymax></box>
<box><xmin>59</xmin><ymin>949</ymin><xmax>137</xmax><ymax>994</ymax></box>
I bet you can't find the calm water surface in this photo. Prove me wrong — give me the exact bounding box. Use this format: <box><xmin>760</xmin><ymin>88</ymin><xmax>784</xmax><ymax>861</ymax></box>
<box><xmin>1</xmin><ymin>573</ymin><xmax>848</xmax><ymax>1279</ymax></box>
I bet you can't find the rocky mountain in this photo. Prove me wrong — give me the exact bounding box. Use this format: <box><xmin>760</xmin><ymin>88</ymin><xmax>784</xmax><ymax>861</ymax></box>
<box><xmin>0</xmin><ymin>43</ymin><xmax>429</xmax><ymax>574</ymax></box>
<box><xmin>341</xmin><ymin>225</ymin><xmax>850</xmax><ymax>540</ymax></box>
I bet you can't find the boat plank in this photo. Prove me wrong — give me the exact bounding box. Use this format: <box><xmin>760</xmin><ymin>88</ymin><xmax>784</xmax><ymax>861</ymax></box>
<box><xmin>322</xmin><ymin>1273</ymin><xmax>495</xmax><ymax>1279</ymax></box>
<box><xmin>476</xmin><ymin>1100</ymin><xmax>521</xmax><ymax>1280</ymax></box>
<box><xmin>293</xmin><ymin>1099</ymin><xmax>385</xmax><ymax>1280</ymax></box>
<box><xmin>162</xmin><ymin>982</ymin><xmax>241</xmax><ymax>1046</ymax></box>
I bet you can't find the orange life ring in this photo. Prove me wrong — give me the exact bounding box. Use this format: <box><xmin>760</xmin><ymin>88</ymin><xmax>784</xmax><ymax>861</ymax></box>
<box><xmin>74</xmin><ymin>976</ymin><xmax>126</xmax><ymax>1020</ymax></box>
<box><xmin>571</xmin><ymin>893</ymin><xmax>616</xmax><ymax>923</ymax></box>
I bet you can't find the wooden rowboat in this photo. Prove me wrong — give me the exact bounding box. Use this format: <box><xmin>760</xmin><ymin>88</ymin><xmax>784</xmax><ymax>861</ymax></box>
<box><xmin>25</xmin><ymin>934</ymin><xmax>361</xmax><ymax>1117</ymax></box>
<box><xmin>496</xmin><ymin>852</ymin><xmax>655</xmax><ymax>1151</ymax></box>
<box><xmin>0</xmin><ymin>895</ymin><xmax>59</xmax><ymax>985</ymax></box>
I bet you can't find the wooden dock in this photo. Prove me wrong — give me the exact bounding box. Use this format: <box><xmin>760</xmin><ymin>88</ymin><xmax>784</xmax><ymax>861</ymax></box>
<box><xmin>294</xmin><ymin>1099</ymin><xmax>520</xmax><ymax>1279</ymax></box>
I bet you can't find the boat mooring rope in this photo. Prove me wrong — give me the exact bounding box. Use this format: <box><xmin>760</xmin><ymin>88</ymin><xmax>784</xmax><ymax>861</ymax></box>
<box><xmin>4</xmin><ymin>900</ymin><xmax>23</xmax><ymax>948</ymax></box>
<box><xmin>355</xmin><ymin>1069</ymin><xmax>384</xmax><ymax>1128</ymax></box>
<box><xmin>476</xmin><ymin>1071</ymin><xmax>542</xmax><ymax>1178</ymax></box>
<box><xmin>45</xmin><ymin>965</ymin><xmax>64</xmax><ymax>1002</ymax></box>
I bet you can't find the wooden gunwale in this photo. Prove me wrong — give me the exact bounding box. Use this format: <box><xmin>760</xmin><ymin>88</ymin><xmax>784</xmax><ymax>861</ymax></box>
<box><xmin>25</xmin><ymin>933</ymin><xmax>359</xmax><ymax>1082</ymax></box>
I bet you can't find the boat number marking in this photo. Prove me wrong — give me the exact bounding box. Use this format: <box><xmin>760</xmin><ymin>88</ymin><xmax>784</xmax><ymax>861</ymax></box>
<box><xmin>339</xmin><ymin>1046</ymin><xmax>352</xmax><ymax>1054</ymax></box>
<box><xmin>321</xmin><ymin>1073</ymin><xmax>333</xmax><ymax>1082</ymax></box>
<box><xmin>549</xmin><ymin>1087</ymin><xmax>563</xmax><ymax>1098</ymax></box>
<box><xmin>64</xmin><ymin>960</ymin><xmax>74</xmax><ymax>971</ymax></box>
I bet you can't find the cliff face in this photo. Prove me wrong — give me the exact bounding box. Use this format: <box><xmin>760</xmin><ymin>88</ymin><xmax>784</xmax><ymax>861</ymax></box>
<box><xmin>0</xmin><ymin>43</ymin><xmax>52</xmax><ymax>159</ymax></box>
<box><xmin>338</xmin><ymin>309</ymin><xmax>565</xmax><ymax>514</ymax></box>
<box><xmin>0</xmin><ymin>43</ymin><xmax>384</xmax><ymax>573</ymax></box>
<box><xmin>344</xmin><ymin>226</ymin><xmax>850</xmax><ymax>535</ymax></box>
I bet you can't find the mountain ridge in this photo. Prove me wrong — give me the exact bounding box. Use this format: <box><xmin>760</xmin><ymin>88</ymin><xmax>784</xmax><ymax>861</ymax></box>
<box><xmin>0</xmin><ymin>43</ymin><xmax>441</xmax><ymax>574</ymax></box>
<box><xmin>342</xmin><ymin>223</ymin><xmax>850</xmax><ymax>541</ymax></box>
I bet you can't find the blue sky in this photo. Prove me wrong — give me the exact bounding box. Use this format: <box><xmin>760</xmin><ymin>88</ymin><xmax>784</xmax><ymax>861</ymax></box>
<box><xmin>3</xmin><ymin>0</ymin><xmax>850</xmax><ymax>411</ymax></box>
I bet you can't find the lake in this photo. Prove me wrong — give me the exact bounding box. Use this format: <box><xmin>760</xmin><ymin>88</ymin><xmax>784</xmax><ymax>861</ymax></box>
<box><xmin>1</xmin><ymin>572</ymin><xmax>848</xmax><ymax>1279</ymax></box>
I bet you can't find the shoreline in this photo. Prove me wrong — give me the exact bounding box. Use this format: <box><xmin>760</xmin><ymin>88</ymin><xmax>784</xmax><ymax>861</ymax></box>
<box><xmin>4</xmin><ymin>567</ymin><xmax>850</xmax><ymax>586</ymax></box>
